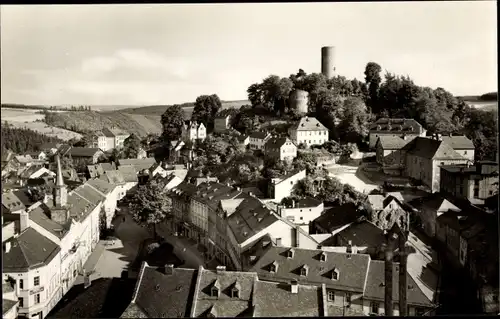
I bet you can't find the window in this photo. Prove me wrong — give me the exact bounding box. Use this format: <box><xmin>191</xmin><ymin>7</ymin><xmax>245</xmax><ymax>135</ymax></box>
<box><xmin>489</xmin><ymin>190</ymin><xmax>494</xmax><ymax>195</ymax></box>
<box><xmin>35</xmin><ymin>294</ymin><xmax>40</xmax><ymax>304</ymax></box>
<box><xmin>34</xmin><ymin>276</ymin><xmax>40</xmax><ymax>286</ymax></box>
<box><xmin>18</xmin><ymin>298</ymin><xmax>23</xmax><ymax>308</ymax></box>
<box><xmin>300</xmin><ymin>267</ymin><xmax>308</xmax><ymax>276</ymax></box>
<box><xmin>300</xmin><ymin>209</ymin><xmax>303</xmax><ymax>212</ymax></box>
<box><xmin>441</xmin><ymin>162</ymin><xmax>444</xmax><ymax>166</ymax></box>
<box><xmin>19</xmin><ymin>279</ymin><xmax>24</xmax><ymax>290</ymax></box>
<box><xmin>332</xmin><ymin>269</ymin><xmax>339</xmax><ymax>280</ymax></box>
<box><xmin>231</xmin><ymin>288</ymin><xmax>239</xmax><ymax>298</ymax></box>
<box><xmin>327</xmin><ymin>291</ymin><xmax>335</xmax><ymax>301</ymax></box>
<box><xmin>270</xmin><ymin>264</ymin><xmax>277</xmax><ymax>273</ymax></box>
<box><xmin>464</xmin><ymin>151</ymin><xmax>467</xmax><ymax>155</ymax></box>
<box><xmin>371</xmin><ymin>302</ymin><xmax>380</xmax><ymax>314</ymax></box>
<box><xmin>474</xmin><ymin>188</ymin><xmax>479</xmax><ymax>198</ymax></box>
<box><xmin>211</xmin><ymin>287</ymin><xmax>219</xmax><ymax>297</ymax></box>
<box><xmin>300</xmin><ymin>217</ymin><xmax>303</xmax><ymax>220</ymax></box>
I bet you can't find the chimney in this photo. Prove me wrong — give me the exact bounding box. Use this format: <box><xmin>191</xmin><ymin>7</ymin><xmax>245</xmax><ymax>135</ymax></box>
<box><xmin>275</xmin><ymin>238</ymin><xmax>282</xmax><ymax>246</ymax></box>
<box><xmin>290</xmin><ymin>279</ymin><xmax>299</xmax><ymax>294</ymax></box>
<box><xmin>346</xmin><ymin>240</ymin><xmax>352</xmax><ymax>254</ymax></box>
<box><xmin>20</xmin><ymin>211</ymin><xmax>29</xmax><ymax>233</ymax></box>
<box><xmin>165</xmin><ymin>264</ymin><xmax>174</xmax><ymax>275</ymax></box>
<box><xmin>216</xmin><ymin>266</ymin><xmax>226</xmax><ymax>274</ymax></box>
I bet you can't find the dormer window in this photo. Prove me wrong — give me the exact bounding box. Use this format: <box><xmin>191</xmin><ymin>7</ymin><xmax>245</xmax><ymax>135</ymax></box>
<box><xmin>231</xmin><ymin>281</ymin><xmax>241</xmax><ymax>298</ymax></box>
<box><xmin>300</xmin><ymin>265</ymin><xmax>309</xmax><ymax>277</ymax></box>
<box><xmin>331</xmin><ymin>268</ymin><xmax>339</xmax><ymax>281</ymax></box>
<box><xmin>211</xmin><ymin>286</ymin><xmax>219</xmax><ymax>297</ymax></box>
<box><xmin>319</xmin><ymin>252</ymin><xmax>327</xmax><ymax>262</ymax></box>
<box><xmin>269</xmin><ymin>261</ymin><xmax>278</xmax><ymax>273</ymax></box>
<box><xmin>287</xmin><ymin>249</ymin><xmax>294</xmax><ymax>259</ymax></box>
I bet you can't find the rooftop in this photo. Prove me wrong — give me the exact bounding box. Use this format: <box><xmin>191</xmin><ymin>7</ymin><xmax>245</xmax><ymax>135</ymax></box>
<box><xmin>3</xmin><ymin>227</ymin><xmax>60</xmax><ymax>272</ymax></box>
<box><xmin>334</xmin><ymin>219</ymin><xmax>386</xmax><ymax>248</ymax></box>
<box><xmin>118</xmin><ymin>158</ymin><xmax>157</xmax><ymax>172</ymax></box>
<box><xmin>312</xmin><ymin>202</ymin><xmax>364</xmax><ymax>233</ymax></box>
<box><xmin>69</xmin><ymin>147</ymin><xmax>103</xmax><ymax>158</ymax></box>
<box><xmin>128</xmin><ymin>263</ymin><xmax>197</xmax><ymax>318</ymax></box>
<box><xmin>441</xmin><ymin>162</ymin><xmax>498</xmax><ymax>176</ymax></box>
<box><xmin>441</xmin><ymin>135</ymin><xmax>475</xmax><ymax>150</ymax></box>
<box><xmin>246</xmin><ymin>246</ymin><xmax>371</xmax><ymax>293</ymax></box>
<box><xmin>291</xmin><ymin>116</ymin><xmax>328</xmax><ymax>132</ymax></box>
<box><xmin>369</xmin><ymin>118</ymin><xmax>423</xmax><ymax>133</ymax></box>
<box><xmin>376</xmin><ymin>136</ymin><xmax>410</xmax><ymax>150</ymax></box>
<box><xmin>102</xmin><ymin>127</ymin><xmax>129</xmax><ymax>137</ymax></box>
<box><xmin>401</xmin><ymin>137</ymin><xmax>466</xmax><ymax>160</ymax></box>
<box><xmin>117</xmin><ymin>166</ymin><xmax>139</xmax><ymax>183</ymax></box>
<box><xmin>265</xmin><ymin>137</ymin><xmax>295</xmax><ymax>150</ymax></box>
<box><xmin>249</xmin><ymin>131</ymin><xmax>271</xmax><ymax>140</ymax></box>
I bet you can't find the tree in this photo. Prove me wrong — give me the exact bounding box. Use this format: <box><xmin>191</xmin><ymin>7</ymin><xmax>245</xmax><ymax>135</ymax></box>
<box><xmin>161</xmin><ymin>104</ymin><xmax>185</xmax><ymax>142</ymax></box>
<box><xmin>191</xmin><ymin>94</ymin><xmax>222</xmax><ymax>130</ymax></box>
<box><xmin>247</xmin><ymin>83</ymin><xmax>264</xmax><ymax>106</ymax></box>
<box><xmin>337</xmin><ymin>97</ymin><xmax>370</xmax><ymax>143</ymax></box>
<box><xmin>123</xmin><ymin>133</ymin><xmax>142</xmax><ymax>159</ymax></box>
<box><xmin>129</xmin><ymin>179</ymin><xmax>171</xmax><ymax>238</ymax></box>
<box><xmin>364</xmin><ymin>62</ymin><xmax>382</xmax><ymax>112</ymax></box>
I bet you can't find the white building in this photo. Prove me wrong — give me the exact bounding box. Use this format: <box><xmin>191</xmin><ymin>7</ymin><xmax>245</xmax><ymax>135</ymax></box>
<box><xmin>277</xmin><ymin>197</ymin><xmax>324</xmax><ymax>231</ymax></box>
<box><xmin>100</xmin><ymin>127</ymin><xmax>130</xmax><ymax>151</ymax></box>
<box><xmin>249</xmin><ymin>132</ymin><xmax>272</xmax><ymax>150</ymax></box>
<box><xmin>181</xmin><ymin>121</ymin><xmax>206</xmax><ymax>142</ymax></box>
<box><xmin>288</xmin><ymin>116</ymin><xmax>329</xmax><ymax>148</ymax></box>
<box><xmin>268</xmin><ymin>170</ymin><xmax>307</xmax><ymax>203</ymax></box>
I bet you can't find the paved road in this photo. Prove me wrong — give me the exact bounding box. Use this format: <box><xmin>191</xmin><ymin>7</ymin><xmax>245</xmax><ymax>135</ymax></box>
<box><xmin>156</xmin><ymin>223</ymin><xmax>205</xmax><ymax>269</ymax></box>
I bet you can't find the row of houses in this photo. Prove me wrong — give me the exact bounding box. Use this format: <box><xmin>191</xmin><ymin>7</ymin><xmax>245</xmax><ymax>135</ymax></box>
<box><xmin>2</xmin><ymin>155</ymin><xmax>129</xmax><ymax>319</ymax></box>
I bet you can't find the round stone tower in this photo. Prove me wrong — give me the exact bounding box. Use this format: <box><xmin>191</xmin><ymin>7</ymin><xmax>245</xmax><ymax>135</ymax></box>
<box><xmin>289</xmin><ymin>89</ymin><xmax>309</xmax><ymax>114</ymax></box>
<box><xmin>321</xmin><ymin>46</ymin><xmax>336</xmax><ymax>79</ymax></box>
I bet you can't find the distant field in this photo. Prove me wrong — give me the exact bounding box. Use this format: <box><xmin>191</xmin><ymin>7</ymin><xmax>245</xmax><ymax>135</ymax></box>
<box><xmin>120</xmin><ymin>100</ymin><xmax>250</xmax><ymax>119</ymax></box>
<box><xmin>5</xmin><ymin>121</ymin><xmax>82</xmax><ymax>141</ymax></box>
<box><xmin>464</xmin><ymin>101</ymin><xmax>498</xmax><ymax>112</ymax></box>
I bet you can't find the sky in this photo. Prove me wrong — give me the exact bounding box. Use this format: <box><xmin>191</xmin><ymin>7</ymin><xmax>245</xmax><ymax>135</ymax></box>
<box><xmin>1</xmin><ymin>2</ymin><xmax>497</xmax><ymax>107</ymax></box>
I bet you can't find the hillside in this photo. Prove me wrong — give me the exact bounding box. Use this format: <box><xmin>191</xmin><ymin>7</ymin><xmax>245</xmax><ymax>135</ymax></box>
<box><xmin>44</xmin><ymin>111</ymin><xmax>162</xmax><ymax>137</ymax></box>
<box><xmin>119</xmin><ymin>100</ymin><xmax>250</xmax><ymax>118</ymax></box>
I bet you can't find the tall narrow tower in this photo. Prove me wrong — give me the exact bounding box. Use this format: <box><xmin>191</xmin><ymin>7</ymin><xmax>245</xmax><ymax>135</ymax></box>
<box><xmin>321</xmin><ymin>46</ymin><xmax>336</xmax><ymax>79</ymax></box>
<box><xmin>53</xmin><ymin>154</ymin><xmax>68</xmax><ymax>207</ymax></box>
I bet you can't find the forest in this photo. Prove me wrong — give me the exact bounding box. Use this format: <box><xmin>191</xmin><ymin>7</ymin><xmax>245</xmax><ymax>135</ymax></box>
<box><xmin>1</xmin><ymin>124</ymin><xmax>64</xmax><ymax>154</ymax></box>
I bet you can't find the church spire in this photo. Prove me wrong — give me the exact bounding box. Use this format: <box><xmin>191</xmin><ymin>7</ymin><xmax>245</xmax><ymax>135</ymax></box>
<box><xmin>53</xmin><ymin>154</ymin><xmax>67</xmax><ymax>207</ymax></box>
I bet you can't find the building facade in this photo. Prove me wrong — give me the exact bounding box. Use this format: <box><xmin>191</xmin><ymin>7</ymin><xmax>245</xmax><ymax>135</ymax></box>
<box><xmin>249</xmin><ymin>132</ymin><xmax>272</xmax><ymax>150</ymax></box>
<box><xmin>264</xmin><ymin>137</ymin><xmax>297</xmax><ymax>162</ymax></box>
<box><xmin>368</xmin><ymin>118</ymin><xmax>426</xmax><ymax>149</ymax></box>
<box><xmin>181</xmin><ymin>121</ymin><xmax>206</xmax><ymax>142</ymax></box>
<box><xmin>289</xmin><ymin>116</ymin><xmax>329</xmax><ymax>147</ymax></box>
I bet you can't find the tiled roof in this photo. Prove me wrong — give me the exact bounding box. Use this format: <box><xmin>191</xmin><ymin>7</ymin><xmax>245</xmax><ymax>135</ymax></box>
<box><xmin>2</xmin><ymin>227</ymin><xmax>60</xmax><ymax>272</ymax></box>
<box><xmin>254</xmin><ymin>281</ymin><xmax>322</xmax><ymax>317</ymax></box>
<box><xmin>363</xmin><ymin>260</ymin><xmax>434</xmax><ymax>307</ymax></box>
<box><xmin>120</xmin><ymin>303</ymin><xmax>148</xmax><ymax>318</ymax></box>
<box><xmin>247</xmin><ymin>246</ymin><xmax>371</xmax><ymax>293</ymax></box>
<box><xmin>101</xmin><ymin>170</ymin><xmax>126</xmax><ymax>185</ymax></box>
<box><xmin>312</xmin><ymin>203</ymin><xmax>363</xmax><ymax>233</ymax></box>
<box><xmin>226</xmin><ymin>197</ymin><xmax>280</xmax><ymax>244</ymax></box>
<box><xmin>237</xmin><ymin>135</ymin><xmax>249</xmax><ymax>142</ymax></box>
<box><xmin>334</xmin><ymin>220</ymin><xmax>385</xmax><ymax>248</ymax></box>
<box><xmin>69</xmin><ymin>147</ymin><xmax>102</xmax><ymax>158</ymax></box>
<box><xmin>2</xmin><ymin>190</ymin><xmax>33</xmax><ymax>212</ymax></box>
<box><xmin>193</xmin><ymin>268</ymin><xmax>258</xmax><ymax>317</ymax></box>
<box><xmin>102</xmin><ymin>127</ymin><xmax>129</xmax><ymax>137</ymax></box>
<box><xmin>401</xmin><ymin>137</ymin><xmax>465</xmax><ymax>160</ymax></box>
<box><xmin>28</xmin><ymin>202</ymin><xmax>71</xmax><ymax>239</ymax></box>
<box><xmin>291</xmin><ymin>117</ymin><xmax>328</xmax><ymax>131</ymax></box>
<box><xmin>376</xmin><ymin>136</ymin><xmax>410</xmax><ymax>150</ymax></box>
<box><xmin>74</xmin><ymin>184</ymin><xmax>106</xmax><ymax>205</ymax></box>
<box><xmin>131</xmin><ymin>263</ymin><xmax>197</xmax><ymax>318</ymax></box>
<box><xmin>99</xmin><ymin>162</ymin><xmax>116</xmax><ymax>171</ymax></box>
<box><xmin>273</xmin><ymin>169</ymin><xmax>306</xmax><ymax>185</ymax></box>
<box><xmin>169</xmin><ymin>182</ymin><xmax>198</xmax><ymax>199</ymax></box>
<box><xmin>192</xmin><ymin>182</ymin><xmax>245</xmax><ymax>212</ymax></box>
<box><xmin>369</xmin><ymin>118</ymin><xmax>423</xmax><ymax>133</ymax></box>
<box><xmin>285</xmin><ymin>196</ymin><xmax>322</xmax><ymax>209</ymax></box>
<box><xmin>118</xmin><ymin>158</ymin><xmax>156</xmax><ymax>172</ymax></box>
<box><xmin>265</xmin><ymin>137</ymin><xmax>294</xmax><ymax>150</ymax></box>
<box><xmin>249</xmin><ymin>131</ymin><xmax>271</xmax><ymax>139</ymax></box>
<box><xmin>2</xmin><ymin>299</ymin><xmax>18</xmax><ymax>315</ymax></box>
<box><xmin>57</xmin><ymin>144</ymin><xmax>72</xmax><ymax>156</ymax></box>
<box><xmin>85</xmin><ymin>179</ymin><xmax>115</xmax><ymax>194</ymax></box>
<box><xmin>367</xmin><ymin>193</ymin><xmax>403</xmax><ymax>211</ymax></box>
<box><xmin>441</xmin><ymin>162</ymin><xmax>499</xmax><ymax>176</ymax></box>
<box><xmin>408</xmin><ymin>193</ymin><xmax>460</xmax><ymax>213</ymax></box>
<box><xmin>87</xmin><ymin>164</ymin><xmax>104</xmax><ymax>179</ymax></box>
<box><xmin>117</xmin><ymin>166</ymin><xmax>139</xmax><ymax>183</ymax></box>
<box><xmin>441</xmin><ymin>135</ymin><xmax>475</xmax><ymax>150</ymax></box>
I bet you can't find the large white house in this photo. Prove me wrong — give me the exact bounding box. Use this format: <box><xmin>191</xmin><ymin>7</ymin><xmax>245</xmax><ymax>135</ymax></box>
<box><xmin>92</xmin><ymin>127</ymin><xmax>130</xmax><ymax>151</ymax></box>
<box><xmin>288</xmin><ymin>116</ymin><xmax>329</xmax><ymax>147</ymax></box>
<box><xmin>181</xmin><ymin>121</ymin><xmax>206</xmax><ymax>142</ymax></box>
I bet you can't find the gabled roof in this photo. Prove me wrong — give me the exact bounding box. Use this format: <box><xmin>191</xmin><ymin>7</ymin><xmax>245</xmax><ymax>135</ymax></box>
<box><xmin>370</xmin><ymin>118</ymin><xmax>424</xmax><ymax>134</ymax></box>
<box><xmin>441</xmin><ymin>135</ymin><xmax>475</xmax><ymax>150</ymax></box>
<box><xmin>273</xmin><ymin>169</ymin><xmax>306</xmax><ymax>185</ymax></box>
<box><xmin>237</xmin><ymin>135</ymin><xmax>249</xmax><ymax>142</ymax></box>
<box><xmin>2</xmin><ymin>190</ymin><xmax>34</xmax><ymax>212</ymax></box>
<box><xmin>312</xmin><ymin>202</ymin><xmax>363</xmax><ymax>233</ymax></box>
<box><xmin>193</xmin><ymin>268</ymin><xmax>258</xmax><ymax>317</ymax></box>
<box><xmin>128</xmin><ymin>263</ymin><xmax>197</xmax><ymax>318</ymax></box>
<box><xmin>376</xmin><ymin>136</ymin><xmax>410</xmax><ymax>150</ymax></box>
<box><xmin>69</xmin><ymin>147</ymin><xmax>103</xmax><ymax>158</ymax></box>
<box><xmin>86</xmin><ymin>178</ymin><xmax>116</xmax><ymax>195</ymax></box>
<box><xmin>254</xmin><ymin>281</ymin><xmax>322</xmax><ymax>317</ymax></box>
<box><xmin>291</xmin><ymin>116</ymin><xmax>328</xmax><ymax>131</ymax></box>
<box><xmin>100</xmin><ymin>170</ymin><xmax>126</xmax><ymax>185</ymax></box>
<box><xmin>283</xmin><ymin>196</ymin><xmax>322</xmax><ymax>209</ymax></box>
<box><xmin>368</xmin><ymin>193</ymin><xmax>404</xmax><ymax>211</ymax></box>
<box><xmin>117</xmin><ymin>166</ymin><xmax>139</xmax><ymax>183</ymax></box>
<box><xmin>118</xmin><ymin>158</ymin><xmax>157</xmax><ymax>171</ymax></box>
<box><xmin>334</xmin><ymin>219</ymin><xmax>385</xmax><ymax>248</ymax></box>
<box><xmin>102</xmin><ymin>127</ymin><xmax>129</xmax><ymax>137</ymax></box>
<box><xmin>408</xmin><ymin>193</ymin><xmax>461</xmax><ymax>213</ymax></box>
<box><xmin>2</xmin><ymin>299</ymin><xmax>18</xmax><ymax>315</ymax></box>
<box><xmin>265</xmin><ymin>137</ymin><xmax>295</xmax><ymax>150</ymax></box>
<box><xmin>226</xmin><ymin>197</ymin><xmax>280</xmax><ymax>244</ymax></box>
<box><xmin>57</xmin><ymin>144</ymin><xmax>72</xmax><ymax>156</ymax></box>
<box><xmin>246</xmin><ymin>246</ymin><xmax>371</xmax><ymax>293</ymax></box>
<box><xmin>249</xmin><ymin>131</ymin><xmax>271</xmax><ymax>140</ymax></box>
<box><xmin>401</xmin><ymin>137</ymin><xmax>465</xmax><ymax>160</ymax></box>
<box><xmin>3</xmin><ymin>227</ymin><xmax>60</xmax><ymax>272</ymax></box>
<box><xmin>363</xmin><ymin>261</ymin><xmax>434</xmax><ymax>307</ymax></box>
<box><xmin>191</xmin><ymin>182</ymin><xmax>245</xmax><ymax>211</ymax></box>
